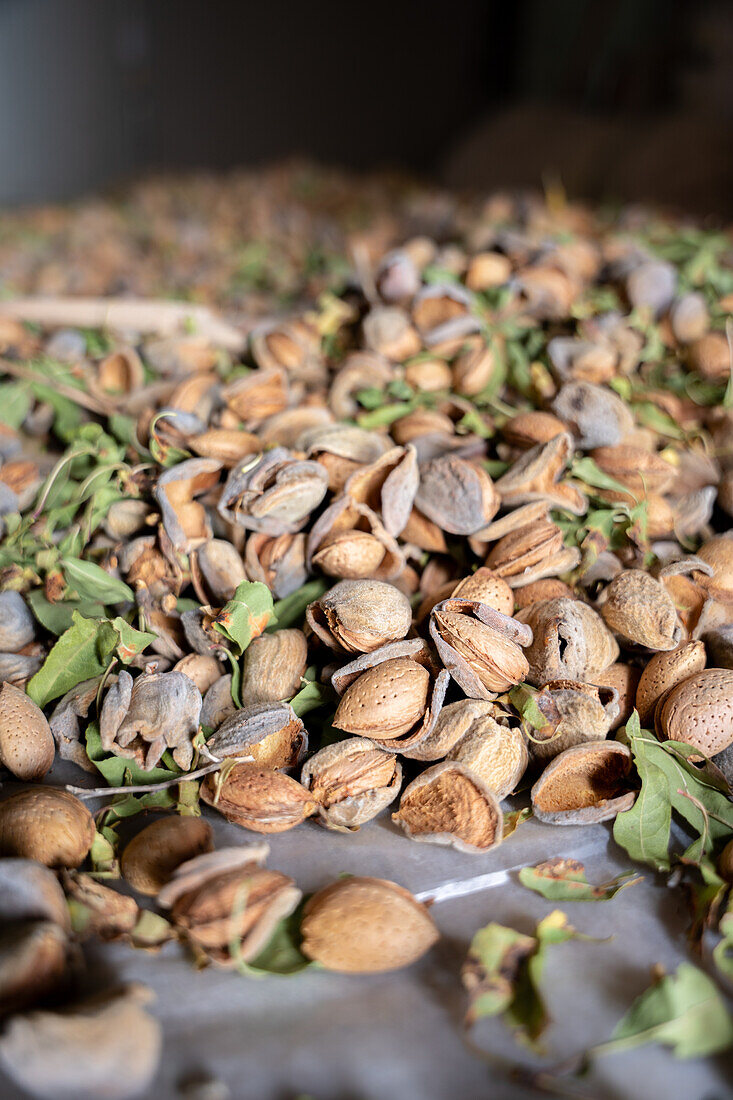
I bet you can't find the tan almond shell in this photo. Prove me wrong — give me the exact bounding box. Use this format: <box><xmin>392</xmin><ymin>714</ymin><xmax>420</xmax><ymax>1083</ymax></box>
<box><xmin>240</xmin><ymin>629</ymin><xmax>308</xmax><ymax>706</ymax></box>
<box><xmin>635</xmin><ymin>641</ymin><xmax>707</xmax><ymax>726</ymax></box>
<box><xmin>301</xmin><ymin>737</ymin><xmax>402</xmax><ymax>831</ymax></box>
<box><xmin>205</xmin><ymin>701</ymin><xmax>308</xmax><ymax>770</ymax></box>
<box><xmin>0</xmin><ymin>921</ymin><xmax>70</xmax><ymax>1017</ymax></box>
<box><xmin>526</xmin><ymin>680</ymin><xmax>618</xmax><ymax>763</ymax></box>
<box><xmin>330</xmin><ymin>639</ymin><xmax>449</xmax><ymax>753</ymax></box>
<box><xmin>306</xmin><ymin>578</ymin><xmax>412</xmax><ymax>653</ymax></box>
<box><xmin>300</xmin><ymin>876</ymin><xmax>438</xmax><ymax>973</ymax></box>
<box><xmin>530</xmin><ymin>741</ymin><xmax>634</xmax><ymax>825</ymax></box>
<box><xmin>0</xmin><ymin>682</ymin><xmax>55</xmax><ymax>781</ymax></box>
<box><xmin>447</xmin><ymin>716</ymin><xmax>528</xmax><ymax>799</ymax></box>
<box><xmin>694</xmin><ymin>535</ymin><xmax>733</xmax><ymax>603</ymax></box>
<box><xmin>599</xmin><ymin>570</ymin><xmax>682</xmax><ymax>651</ymax></box>
<box><xmin>0</xmin><ymin>788</ymin><xmax>95</xmax><ymax>867</ymax></box>
<box><xmin>657</xmin><ymin>668</ymin><xmax>733</xmax><ymax>757</ymax></box>
<box><xmin>121</xmin><ymin>816</ymin><xmax>214</xmax><ymax>896</ymax></box>
<box><xmin>591</xmin><ymin>663</ymin><xmax>641</xmax><ymax>730</ymax></box>
<box><xmin>392</xmin><ymin>760</ymin><xmax>504</xmax><ymax>853</ymax></box>
<box><xmin>334</xmin><ymin>658</ymin><xmax>431</xmax><ymax>739</ymax></box>
<box><xmin>516</xmin><ymin>598</ymin><xmax>619</xmax><ymax>686</ymax></box>
<box><xmin>200</xmin><ymin>763</ymin><xmax>318</xmax><ymax>833</ymax></box>
<box><xmin>429</xmin><ymin>598</ymin><xmax>532</xmax><ymax>701</ymax></box>
<box><xmin>450</xmin><ymin>568</ymin><xmax>514</xmax><ymax>617</ymax></box>
<box><xmin>401</xmin><ymin>697</ymin><xmax>496</xmax><ymax>761</ymax></box>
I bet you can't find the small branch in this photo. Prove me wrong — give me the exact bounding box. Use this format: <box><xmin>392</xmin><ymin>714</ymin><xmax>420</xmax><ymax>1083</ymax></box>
<box><xmin>0</xmin><ymin>297</ymin><xmax>246</xmax><ymax>352</ymax></box>
<box><xmin>66</xmin><ymin>761</ymin><xmax>223</xmax><ymax>799</ymax></box>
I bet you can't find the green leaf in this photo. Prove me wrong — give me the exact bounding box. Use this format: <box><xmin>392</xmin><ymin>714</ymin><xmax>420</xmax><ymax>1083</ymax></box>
<box><xmin>269</xmin><ymin>578</ymin><xmax>328</xmax><ymax>631</ymax></box>
<box><xmin>26</xmin><ymin>589</ymin><xmax>106</xmax><ymax>635</ymax></box>
<box><xmin>463</xmin><ymin>910</ymin><xmax>596</xmax><ymax>1050</ymax></box>
<box><xmin>61</xmin><ymin>558</ymin><xmax>134</xmax><ymax>604</ymax></box>
<box><xmin>356</xmin><ymin>401</ymin><xmax>415</xmax><ymax>430</ymax></box>
<box><xmin>595</xmin><ymin>964</ymin><xmax>733</xmax><ymax>1059</ymax></box>
<box><xmin>240</xmin><ymin>899</ymin><xmax>312</xmax><ymax>977</ymax></box>
<box><xmin>27</xmin><ymin>612</ymin><xmax>120</xmax><ymax>708</ymax></box>
<box><xmin>570</xmin><ymin>456</ymin><xmax>633</xmax><ymax>498</ymax></box>
<box><xmin>0</xmin><ymin>382</ymin><xmax>31</xmax><ymax>428</ymax></box>
<box><xmin>713</xmin><ymin>892</ymin><xmax>733</xmax><ymax>979</ymax></box>
<box><xmin>85</xmin><ymin>721</ymin><xmax>180</xmax><ymax>786</ymax></box>
<box><xmin>109</xmin><ymin>617</ymin><xmax>156</xmax><ymax>663</ymax></box>
<box><xmin>613</xmin><ymin>712</ymin><xmax>672</xmax><ymax>871</ymax></box>
<box><xmin>502</xmin><ymin>806</ymin><xmax>532</xmax><ymax>839</ymax></box>
<box><xmin>288</xmin><ymin>667</ymin><xmax>330</xmax><ymax>717</ymax></box>
<box><xmin>519</xmin><ymin>858</ymin><xmax>642</xmax><ymax>901</ymax></box>
<box><xmin>213</xmin><ymin>580</ymin><xmax>275</xmax><ymax>656</ymax></box>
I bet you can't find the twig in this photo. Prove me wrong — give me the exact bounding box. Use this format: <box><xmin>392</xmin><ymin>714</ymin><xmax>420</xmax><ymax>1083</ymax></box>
<box><xmin>66</xmin><ymin>761</ymin><xmax>223</xmax><ymax>799</ymax></box>
<box><xmin>0</xmin><ymin>297</ymin><xmax>246</xmax><ymax>352</ymax></box>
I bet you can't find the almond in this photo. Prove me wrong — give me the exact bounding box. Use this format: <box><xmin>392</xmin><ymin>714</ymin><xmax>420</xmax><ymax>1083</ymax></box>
<box><xmin>0</xmin><ymin>788</ymin><xmax>95</xmax><ymax>868</ymax></box>
<box><xmin>333</xmin><ymin>658</ymin><xmax>430</xmax><ymax>739</ymax></box>
<box><xmin>0</xmin><ymin>682</ymin><xmax>55</xmax><ymax>781</ymax></box>
<box><xmin>657</xmin><ymin>668</ymin><xmax>733</xmax><ymax>757</ymax></box>
<box><xmin>301</xmin><ymin>876</ymin><xmax>438</xmax><ymax>973</ymax></box>
<box><xmin>635</xmin><ymin>641</ymin><xmax>707</xmax><ymax>726</ymax></box>
<box><xmin>121</xmin><ymin>817</ymin><xmax>214</xmax><ymax>896</ymax></box>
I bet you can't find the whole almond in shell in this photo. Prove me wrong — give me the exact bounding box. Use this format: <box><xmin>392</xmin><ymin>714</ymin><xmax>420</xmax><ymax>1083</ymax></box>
<box><xmin>635</xmin><ymin>641</ymin><xmax>707</xmax><ymax>726</ymax></box>
<box><xmin>0</xmin><ymin>788</ymin><xmax>95</xmax><ymax>867</ymax></box>
<box><xmin>600</xmin><ymin>570</ymin><xmax>681</xmax><ymax>651</ymax></box>
<box><xmin>122</xmin><ymin>816</ymin><xmax>214</xmax><ymax>896</ymax></box>
<box><xmin>300</xmin><ymin>876</ymin><xmax>438</xmax><ymax>973</ymax></box>
<box><xmin>333</xmin><ymin>657</ymin><xmax>430</xmax><ymax>739</ymax></box>
<box><xmin>658</xmin><ymin>668</ymin><xmax>733</xmax><ymax>757</ymax></box>
<box><xmin>0</xmin><ymin>682</ymin><xmax>55</xmax><ymax>781</ymax></box>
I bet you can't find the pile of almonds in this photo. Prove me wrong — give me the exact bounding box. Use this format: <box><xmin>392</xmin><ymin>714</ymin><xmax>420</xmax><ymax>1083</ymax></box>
<box><xmin>0</xmin><ymin>174</ymin><xmax>732</xmax><ymax>1094</ymax></box>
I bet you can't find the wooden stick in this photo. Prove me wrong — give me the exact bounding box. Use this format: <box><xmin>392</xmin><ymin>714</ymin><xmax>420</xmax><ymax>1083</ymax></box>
<box><xmin>0</xmin><ymin>296</ymin><xmax>247</xmax><ymax>352</ymax></box>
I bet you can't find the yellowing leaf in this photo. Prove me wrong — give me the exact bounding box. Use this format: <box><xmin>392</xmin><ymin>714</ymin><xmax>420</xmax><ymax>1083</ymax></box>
<box><xmin>519</xmin><ymin>859</ymin><xmax>642</xmax><ymax>901</ymax></box>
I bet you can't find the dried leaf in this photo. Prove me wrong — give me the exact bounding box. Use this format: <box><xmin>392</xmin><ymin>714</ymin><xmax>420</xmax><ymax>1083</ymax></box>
<box><xmin>213</xmin><ymin>580</ymin><xmax>275</xmax><ymax>655</ymax></box>
<box><xmin>463</xmin><ymin>910</ymin><xmax>597</xmax><ymax>1050</ymax></box>
<box><xmin>519</xmin><ymin>859</ymin><xmax>641</xmax><ymax>901</ymax></box>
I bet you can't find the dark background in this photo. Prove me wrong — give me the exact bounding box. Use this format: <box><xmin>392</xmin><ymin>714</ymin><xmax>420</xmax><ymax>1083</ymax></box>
<box><xmin>0</xmin><ymin>0</ymin><xmax>730</xmax><ymax>213</ymax></box>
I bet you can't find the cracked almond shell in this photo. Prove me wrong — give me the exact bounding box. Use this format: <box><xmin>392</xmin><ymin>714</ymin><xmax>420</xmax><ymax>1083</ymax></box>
<box><xmin>447</xmin><ymin>715</ymin><xmax>528</xmax><ymax>798</ymax></box>
<box><xmin>200</xmin><ymin>763</ymin><xmax>317</xmax><ymax>832</ymax></box>
<box><xmin>301</xmin><ymin>737</ymin><xmax>402</xmax><ymax>831</ymax></box>
<box><xmin>300</xmin><ymin>876</ymin><xmax>438</xmax><ymax>973</ymax></box>
<box><xmin>333</xmin><ymin>656</ymin><xmax>430</xmax><ymax>740</ymax></box>
<box><xmin>306</xmin><ymin>579</ymin><xmax>412</xmax><ymax>653</ymax></box>
<box><xmin>530</xmin><ymin>741</ymin><xmax>634</xmax><ymax>825</ymax></box>
<box><xmin>657</xmin><ymin>668</ymin><xmax>733</xmax><ymax>757</ymax></box>
<box><xmin>121</xmin><ymin>816</ymin><xmax>214</xmax><ymax>896</ymax></box>
<box><xmin>516</xmin><ymin>598</ymin><xmax>619</xmax><ymax>686</ymax></box>
<box><xmin>392</xmin><ymin>760</ymin><xmax>503</xmax><ymax>853</ymax></box>
<box><xmin>0</xmin><ymin>681</ymin><xmax>55</xmax><ymax>781</ymax></box>
<box><xmin>0</xmin><ymin>788</ymin><xmax>95</xmax><ymax>868</ymax></box>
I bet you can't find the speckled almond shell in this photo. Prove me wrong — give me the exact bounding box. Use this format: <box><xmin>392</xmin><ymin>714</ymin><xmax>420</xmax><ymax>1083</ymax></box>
<box><xmin>333</xmin><ymin>658</ymin><xmax>431</xmax><ymax>739</ymax></box>
<box><xmin>239</xmin><ymin>625</ymin><xmax>308</xmax><ymax>705</ymax></box>
<box><xmin>392</xmin><ymin>760</ymin><xmax>503</xmax><ymax>853</ymax></box>
<box><xmin>658</xmin><ymin>668</ymin><xmax>733</xmax><ymax>757</ymax></box>
<box><xmin>694</xmin><ymin>535</ymin><xmax>733</xmax><ymax>603</ymax></box>
<box><xmin>200</xmin><ymin>763</ymin><xmax>317</xmax><ymax>833</ymax></box>
<box><xmin>531</xmin><ymin>741</ymin><xmax>634</xmax><ymax>825</ymax></box>
<box><xmin>121</xmin><ymin>816</ymin><xmax>214</xmax><ymax>896</ymax></box>
<box><xmin>0</xmin><ymin>787</ymin><xmax>95</xmax><ymax>868</ymax></box>
<box><xmin>300</xmin><ymin>876</ymin><xmax>438</xmax><ymax>973</ymax></box>
<box><xmin>0</xmin><ymin>682</ymin><xmax>55</xmax><ymax>781</ymax></box>
<box><xmin>635</xmin><ymin>641</ymin><xmax>707</xmax><ymax>726</ymax></box>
